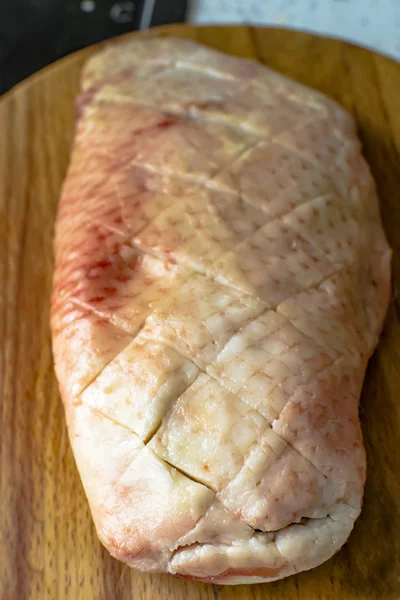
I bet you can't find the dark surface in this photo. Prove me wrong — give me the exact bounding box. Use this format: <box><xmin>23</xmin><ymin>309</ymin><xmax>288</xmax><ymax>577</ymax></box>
<box><xmin>0</xmin><ymin>0</ymin><xmax>187</xmax><ymax>94</ymax></box>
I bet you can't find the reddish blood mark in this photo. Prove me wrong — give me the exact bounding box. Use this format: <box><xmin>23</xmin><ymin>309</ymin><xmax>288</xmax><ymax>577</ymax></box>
<box><xmin>102</xmin><ymin>287</ymin><xmax>117</xmax><ymax>296</ymax></box>
<box><xmin>133</xmin><ymin>116</ymin><xmax>178</xmax><ymax>137</ymax></box>
<box><xmin>96</xmin><ymin>259</ymin><xmax>113</xmax><ymax>269</ymax></box>
<box><xmin>157</xmin><ymin>116</ymin><xmax>179</xmax><ymax>129</ymax></box>
<box><xmin>116</xmin><ymin>274</ymin><xmax>131</xmax><ymax>283</ymax></box>
<box><xmin>88</xmin><ymin>296</ymin><xmax>106</xmax><ymax>304</ymax></box>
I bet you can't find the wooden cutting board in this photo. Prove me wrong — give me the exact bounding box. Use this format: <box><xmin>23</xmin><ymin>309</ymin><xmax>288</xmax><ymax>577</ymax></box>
<box><xmin>1</xmin><ymin>24</ymin><xmax>399</xmax><ymax>600</ymax></box>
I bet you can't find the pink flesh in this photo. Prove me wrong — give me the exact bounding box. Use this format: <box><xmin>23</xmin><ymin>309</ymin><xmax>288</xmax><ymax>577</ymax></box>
<box><xmin>51</xmin><ymin>38</ymin><xmax>391</xmax><ymax>584</ymax></box>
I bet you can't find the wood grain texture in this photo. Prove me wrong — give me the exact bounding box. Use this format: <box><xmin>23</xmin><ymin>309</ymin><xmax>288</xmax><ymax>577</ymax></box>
<box><xmin>0</xmin><ymin>24</ymin><xmax>399</xmax><ymax>600</ymax></box>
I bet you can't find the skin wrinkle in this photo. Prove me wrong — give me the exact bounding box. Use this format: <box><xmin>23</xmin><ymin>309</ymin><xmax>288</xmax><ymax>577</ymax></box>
<box><xmin>167</xmin><ymin>501</ymin><xmax>356</xmax><ymax>576</ymax></box>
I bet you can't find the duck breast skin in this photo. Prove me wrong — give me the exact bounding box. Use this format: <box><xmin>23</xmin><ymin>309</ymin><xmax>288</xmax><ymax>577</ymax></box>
<box><xmin>51</xmin><ymin>37</ymin><xmax>391</xmax><ymax>584</ymax></box>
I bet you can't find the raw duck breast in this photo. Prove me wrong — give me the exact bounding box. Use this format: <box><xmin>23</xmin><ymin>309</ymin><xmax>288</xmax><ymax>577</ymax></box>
<box><xmin>51</xmin><ymin>37</ymin><xmax>391</xmax><ymax>584</ymax></box>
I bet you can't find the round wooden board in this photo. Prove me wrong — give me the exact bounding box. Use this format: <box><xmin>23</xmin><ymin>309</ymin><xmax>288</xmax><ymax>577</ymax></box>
<box><xmin>0</xmin><ymin>24</ymin><xmax>399</xmax><ymax>600</ymax></box>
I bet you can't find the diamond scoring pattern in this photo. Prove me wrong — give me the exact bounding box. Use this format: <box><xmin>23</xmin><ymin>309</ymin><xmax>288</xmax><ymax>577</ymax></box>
<box><xmin>207</xmin><ymin>310</ymin><xmax>334</xmax><ymax>422</ymax></box>
<box><xmin>53</xmin><ymin>39</ymin><xmax>388</xmax><ymax>570</ymax></box>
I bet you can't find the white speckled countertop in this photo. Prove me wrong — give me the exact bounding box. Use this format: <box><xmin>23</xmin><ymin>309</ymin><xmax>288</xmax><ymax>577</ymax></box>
<box><xmin>189</xmin><ymin>0</ymin><xmax>400</xmax><ymax>61</ymax></box>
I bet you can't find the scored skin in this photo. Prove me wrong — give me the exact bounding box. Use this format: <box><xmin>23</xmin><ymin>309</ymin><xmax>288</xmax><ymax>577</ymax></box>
<box><xmin>51</xmin><ymin>38</ymin><xmax>391</xmax><ymax>585</ymax></box>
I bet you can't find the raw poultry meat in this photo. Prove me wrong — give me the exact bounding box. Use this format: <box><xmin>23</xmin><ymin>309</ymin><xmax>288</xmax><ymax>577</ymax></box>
<box><xmin>51</xmin><ymin>37</ymin><xmax>391</xmax><ymax>584</ymax></box>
